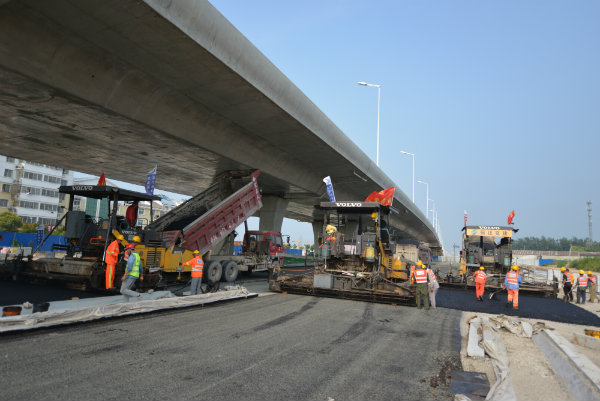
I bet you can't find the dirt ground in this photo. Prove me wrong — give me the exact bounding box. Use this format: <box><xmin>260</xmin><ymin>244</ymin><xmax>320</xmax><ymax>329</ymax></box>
<box><xmin>459</xmin><ymin>296</ymin><xmax>600</xmax><ymax>401</ymax></box>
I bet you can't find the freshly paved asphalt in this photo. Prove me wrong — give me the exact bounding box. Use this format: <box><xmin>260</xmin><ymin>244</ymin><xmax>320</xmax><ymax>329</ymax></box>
<box><xmin>0</xmin><ymin>292</ymin><xmax>461</xmax><ymax>401</ymax></box>
<box><xmin>436</xmin><ymin>286</ymin><xmax>600</xmax><ymax>326</ymax></box>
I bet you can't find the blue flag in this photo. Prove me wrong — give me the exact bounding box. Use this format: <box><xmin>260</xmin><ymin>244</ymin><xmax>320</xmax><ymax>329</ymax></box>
<box><xmin>145</xmin><ymin>165</ymin><xmax>157</xmax><ymax>195</ymax></box>
<box><xmin>323</xmin><ymin>176</ymin><xmax>336</xmax><ymax>202</ymax></box>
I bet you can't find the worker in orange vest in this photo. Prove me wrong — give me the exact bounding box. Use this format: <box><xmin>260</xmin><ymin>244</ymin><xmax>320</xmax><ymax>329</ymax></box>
<box><xmin>574</xmin><ymin>270</ymin><xmax>589</xmax><ymax>304</ymax></box>
<box><xmin>182</xmin><ymin>250</ymin><xmax>204</xmax><ymax>295</ymax></box>
<box><xmin>426</xmin><ymin>265</ymin><xmax>439</xmax><ymax>308</ymax></box>
<box><xmin>473</xmin><ymin>266</ymin><xmax>487</xmax><ymax>301</ymax></box>
<box><xmin>104</xmin><ymin>234</ymin><xmax>120</xmax><ymax>290</ymax></box>
<box><xmin>561</xmin><ymin>267</ymin><xmax>574</xmax><ymax>303</ymax></box>
<box><xmin>503</xmin><ymin>265</ymin><xmax>522</xmax><ymax>310</ymax></box>
<box><xmin>410</xmin><ymin>261</ymin><xmax>429</xmax><ymax>310</ymax></box>
<box><xmin>588</xmin><ymin>271</ymin><xmax>598</xmax><ymax>303</ymax></box>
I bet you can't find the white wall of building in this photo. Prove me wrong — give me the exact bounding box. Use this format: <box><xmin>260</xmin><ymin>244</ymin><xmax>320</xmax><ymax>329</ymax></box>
<box><xmin>0</xmin><ymin>155</ymin><xmax>74</xmax><ymax>225</ymax></box>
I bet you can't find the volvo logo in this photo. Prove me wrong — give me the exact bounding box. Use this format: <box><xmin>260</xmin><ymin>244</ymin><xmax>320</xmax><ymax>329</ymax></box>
<box><xmin>335</xmin><ymin>202</ymin><xmax>362</xmax><ymax>207</ymax></box>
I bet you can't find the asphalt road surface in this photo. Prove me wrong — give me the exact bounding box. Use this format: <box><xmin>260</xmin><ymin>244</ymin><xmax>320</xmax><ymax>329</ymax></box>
<box><xmin>436</xmin><ymin>286</ymin><xmax>600</xmax><ymax>326</ymax></box>
<box><xmin>0</xmin><ymin>293</ymin><xmax>462</xmax><ymax>401</ymax></box>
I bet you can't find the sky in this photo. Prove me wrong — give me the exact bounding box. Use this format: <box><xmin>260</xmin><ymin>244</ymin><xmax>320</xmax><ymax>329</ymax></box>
<box><xmin>199</xmin><ymin>0</ymin><xmax>600</xmax><ymax>252</ymax></box>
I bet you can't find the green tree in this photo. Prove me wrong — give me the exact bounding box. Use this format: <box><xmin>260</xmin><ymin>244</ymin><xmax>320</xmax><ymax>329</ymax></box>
<box><xmin>0</xmin><ymin>211</ymin><xmax>22</xmax><ymax>232</ymax></box>
<box><xmin>18</xmin><ymin>223</ymin><xmax>37</xmax><ymax>233</ymax></box>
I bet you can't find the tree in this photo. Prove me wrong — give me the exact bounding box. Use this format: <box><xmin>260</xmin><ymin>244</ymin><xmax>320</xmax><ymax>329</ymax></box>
<box><xmin>0</xmin><ymin>211</ymin><xmax>22</xmax><ymax>232</ymax></box>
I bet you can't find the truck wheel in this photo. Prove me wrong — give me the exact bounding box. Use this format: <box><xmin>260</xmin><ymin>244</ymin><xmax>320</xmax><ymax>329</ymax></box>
<box><xmin>205</xmin><ymin>261</ymin><xmax>222</xmax><ymax>285</ymax></box>
<box><xmin>221</xmin><ymin>261</ymin><xmax>239</xmax><ymax>282</ymax></box>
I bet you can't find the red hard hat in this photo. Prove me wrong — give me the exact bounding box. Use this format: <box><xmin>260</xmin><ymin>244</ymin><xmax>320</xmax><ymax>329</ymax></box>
<box><xmin>125</xmin><ymin>243</ymin><xmax>135</xmax><ymax>250</ymax></box>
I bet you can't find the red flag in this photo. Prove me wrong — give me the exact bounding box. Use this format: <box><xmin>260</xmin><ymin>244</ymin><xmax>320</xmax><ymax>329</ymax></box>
<box><xmin>97</xmin><ymin>171</ymin><xmax>106</xmax><ymax>186</ymax></box>
<box><xmin>464</xmin><ymin>211</ymin><xmax>468</xmax><ymax>227</ymax></box>
<box><xmin>365</xmin><ymin>187</ymin><xmax>395</xmax><ymax>206</ymax></box>
<box><xmin>508</xmin><ymin>210</ymin><xmax>515</xmax><ymax>225</ymax></box>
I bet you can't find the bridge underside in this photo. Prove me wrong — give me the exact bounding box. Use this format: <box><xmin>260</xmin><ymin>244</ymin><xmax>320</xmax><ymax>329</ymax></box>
<box><xmin>0</xmin><ymin>0</ymin><xmax>439</xmax><ymax>247</ymax></box>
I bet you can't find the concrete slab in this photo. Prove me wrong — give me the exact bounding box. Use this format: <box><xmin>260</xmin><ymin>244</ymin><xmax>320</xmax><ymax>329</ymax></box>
<box><xmin>573</xmin><ymin>332</ymin><xmax>600</xmax><ymax>351</ymax></box>
<box><xmin>533</xmin><ymin>329</ymin><xmax>600</xmax><ymax>401</ymax></box>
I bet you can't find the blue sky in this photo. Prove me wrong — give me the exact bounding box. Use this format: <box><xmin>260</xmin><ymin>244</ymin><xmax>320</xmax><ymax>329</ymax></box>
<box><xmin>204</xmin><ymin>0</ymin><xmax>600</xmax><ymax>251</ymax></box>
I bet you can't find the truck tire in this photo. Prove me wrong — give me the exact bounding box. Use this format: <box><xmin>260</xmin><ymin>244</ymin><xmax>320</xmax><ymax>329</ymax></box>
<box><xmin>205</xmin><ymin>261</ymin><xmax>222</xmax><ymax>285</ymax></box>
<box><xmin>221</xmin><ymin>261</ymin><xmax>239</xmax><ymax>282</ymax></box>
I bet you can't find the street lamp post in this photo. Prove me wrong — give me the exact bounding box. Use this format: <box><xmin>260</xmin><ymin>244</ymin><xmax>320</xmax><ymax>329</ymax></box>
<box><xmin>430</xmin><ymin>199</ymin><xmax>436</xmax><ymax>226</ymax></box>
<box><xmin>417</xmin><ymin>180</ymin><xmax>429</xmax><ymax>219</ymax></box>
<box><xmin>400</xmin><ymin>151</ymin><xmax>415</xmax><ymax>202</ymax></box>
<box><xmin>357</xmin><ymin>81</ymin><xmax>381</xmax><ymax>166</ymax></box>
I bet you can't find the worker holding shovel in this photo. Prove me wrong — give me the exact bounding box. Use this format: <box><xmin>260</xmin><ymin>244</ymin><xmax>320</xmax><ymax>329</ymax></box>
<box><xmin>503</xmin><ymin>265</ymin><xmax>522</xmax><ymax>310</ymax></box>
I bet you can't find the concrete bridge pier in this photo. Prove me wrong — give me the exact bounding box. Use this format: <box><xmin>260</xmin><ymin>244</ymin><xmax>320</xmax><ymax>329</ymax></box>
<box><xmin>258</xmin><ymin>196</ymin><xmax>289</xmax><ymax>233</ymax></box>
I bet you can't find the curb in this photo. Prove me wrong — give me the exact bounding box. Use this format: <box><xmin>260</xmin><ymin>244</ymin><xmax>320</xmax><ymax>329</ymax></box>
<box><xmin>533</xmin><ymin>329</ymin><xmax>600</xmax><ymax>401</ymax></box>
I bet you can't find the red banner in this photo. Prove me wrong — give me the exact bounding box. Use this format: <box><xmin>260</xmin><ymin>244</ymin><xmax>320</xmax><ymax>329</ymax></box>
<box><xmin>508</xmin><ymin>210</ymin><xmax>515</xmax><ymax>225</ymax></box>
<box><xmin>97</xmin><ymin>171</ymin><xmax>106</xmax><ymax>186</ymax></box>
<box><xmin>365</xmin><ymin>187</ymin><xmax>395</xmax><ymax>206</ymax></box>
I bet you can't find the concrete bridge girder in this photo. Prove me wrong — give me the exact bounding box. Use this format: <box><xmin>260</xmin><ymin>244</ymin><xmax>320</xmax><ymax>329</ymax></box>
<box><xmin>0</xmin><ymin>0</ymin><xmax>440</xmax><ymax>248</ymax></box>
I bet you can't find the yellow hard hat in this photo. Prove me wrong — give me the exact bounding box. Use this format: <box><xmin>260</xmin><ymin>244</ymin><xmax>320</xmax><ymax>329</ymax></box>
<box><xmin>580</xmin><ymin>270</ymin><xmax>585</xmax><ymax>275</ymax></box>
<box><xmin>132</xmin><ymin>235</ymin><xmax>141</xmax><ymax>242</ymax></box>
<box><xmin>511</xmin><ymin>265</ymin><xmax>518</xmax><ymax>270</ymax></box>
<box><xmin>193</xmin><ymin>250</ymin><xmax>200</xmax><ymax>254</ymax></box>
<box><xmin>480</xmin><ymin>266</ymin><xmax>485</xmax><ymax>270</ymax></box>
<box><xmin>417</xmin><ymin>260</ymin><xmax>423</xmax><ymax>266</ymax></box>
<box><xmin>371</xmin><ymin>212</ymin><xmax>378</xmax><ymax>220</ymax></box>
<box><xmin>560</xmin><ymin>267</ymin><xmax>566</xmax><ymax>272</ymax></box>
<box><xmin>587</xmin><ymin>271</ymin><xmax>593</xmax><ymax>275</ymax></box>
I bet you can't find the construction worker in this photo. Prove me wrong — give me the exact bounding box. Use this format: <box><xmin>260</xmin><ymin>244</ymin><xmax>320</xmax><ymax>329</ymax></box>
<box><xmin>473</xmin><ymin>266</ymin><xmax>487</xmax><ymax>301</ymax></box>
<box><xmin>503</xmin><ymin>264</ymin><xmax>522</xmax><ymax>310</ymax></box>
<box><xmin>588</xmin><ymin>271</ymin><xmax>598</xmax><ymax>303</ymax></box>
<box><xmin>411</xmin><ymin>261</ymin><xmax>429</xmax><ymax>310</ymax></box>
<box><xmin>120</xmin><ymin>243</ymin><xmax>143</xmax><ymax>301</ymax></box>
<box><xmin>104</xmin><ymin>234</ymin><xmax>120</xmax><ymax>290</ymax></box>
<box><xmin>182</xmin><ymin>250</ymin><xmax>204</xmax><ymax>295</ymax></box>
<box><xmin>426</xmin><ymin>264</ymin><xmax>439</xmax><ymax>308</ymax></box>
<box><xmin>574</xmin><ymin>270</ymin><xmax>588</xmax><ymax>304</ymax></box>
<box><xmin>562</xmin><ymin>267</ymin><xmax>574</xmax><ymax>303</ymax></box>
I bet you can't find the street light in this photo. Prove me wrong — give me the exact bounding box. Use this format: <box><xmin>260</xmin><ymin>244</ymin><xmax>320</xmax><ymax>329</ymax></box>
<box><xmin>357</xmin><ymin>81</ymin><xmax>381</xmax><ymax>166</ymax></box>
<box><xmin>400</xmin><ymin>150</ymin><xmax>415</xmax><ymax>202</ymax></box>
<box><xmin>417</xmin><ymin>180</ymin><xmax>429</xmax><ymax>219</ymax></box>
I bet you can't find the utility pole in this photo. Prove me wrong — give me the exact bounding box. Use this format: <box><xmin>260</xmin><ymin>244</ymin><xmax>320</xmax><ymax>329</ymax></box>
<box><xmin>587</xmin><ymin>201</ymin><xmax>593</xmax><ymax>247</ymax></box>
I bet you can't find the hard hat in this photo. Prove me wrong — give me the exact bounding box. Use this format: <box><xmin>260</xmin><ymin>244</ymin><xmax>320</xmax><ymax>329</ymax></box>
<box><xmin>132</xmin><ymin>235</ymin><xmax>141</xmax><ymax>243</ymax></box>
<box><xmin>480</xmin><ymin>266</ymin><xmax>485</xmax><ymax>270</ymax></box>
<box><xmin>371</xmin><ymin>212</ymin><xmax>378</xmax><ymax>220</ymax></box>
<box><xmin>417</xmin><ymin>260</ymin><xmax>423</xmax><ymax>266</ymax></box>
<box><xmin>587</xmin><ymin>271</ymin><xmax>593</xmax><ymax>275</ymax></box>
<box><xmin>193</xmin><ymin>250</ymin><xmax>200</xmax><ymax>254</ymax></box>
<box><xmin>580</xmin><ymin>270</ymin><xmax>585</xmax><ymax>275</ymax></box>
<box><xmin>511</xmin><ymin>265</ymin><xmax>518</xmax><ymax>270</ymax></box>
<box><xmin>560</xmin><ymin>267</ymin><xmax>566</xmax><ymax>272</ymax></box>
<box><xmin>125</xmin><ymin>243</ymin><xmax>135</xmax><ymax>250</ymax></box>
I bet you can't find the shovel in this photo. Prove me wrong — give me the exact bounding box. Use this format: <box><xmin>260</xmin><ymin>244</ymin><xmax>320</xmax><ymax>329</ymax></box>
<box><xmin>489</xmin><ymin>287</ymin><xmax>505</xmax><ymax>300</ymax></box>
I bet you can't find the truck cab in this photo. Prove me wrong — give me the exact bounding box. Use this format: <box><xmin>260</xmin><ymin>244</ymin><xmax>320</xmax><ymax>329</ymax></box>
<box><xmin>243</xmin><ymin>231</ymin><xmax>283</xmax><ymax>256</ymax></box>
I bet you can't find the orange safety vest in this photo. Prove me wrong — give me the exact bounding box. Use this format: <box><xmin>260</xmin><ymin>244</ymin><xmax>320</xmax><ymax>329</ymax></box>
<box><xmin>474</xmin><ymin>271</ymin><xmax>487</xmax><ymax>284</ymax></box>
<box><xmin>413</xmin><ymin>269</ymin><xmax>428</xmax><ymax>284</ymax></box>
<box><xmin>410</xmin><ymin>265</ymin><xmax>416</xmax><ymax>284</ymax></box>
<box><xmin>183</xmin><ymin>256</ymin><xmax>204</xmax><ymax>278</ymax></box>
<box><xmin>564</xmin><ymin>272</ymin><xmax>573</xmax><ymax>284</ymax></box>
<box><xmin>506</xmin><ymin>271</ymin><xmax>518</xmax><ymax>285</ymax></box>
<box><xmin>105</xmin><ymin>240</ymin><xmax>119</xmax><ymax>264</ymax></box>
<box><xmin>578</xmin><ymin>276</ymin><xmax>588</xmax><ymax>286</ymax></box>
<box><xmin>590</xmin><ymin>276</ymin><xmax>597</xmax><ymax>285</ymax></box>
<box><xmin>426</xmin><ymin>268</ymin><xmax>437</xmax><ymax>282</ymax></box>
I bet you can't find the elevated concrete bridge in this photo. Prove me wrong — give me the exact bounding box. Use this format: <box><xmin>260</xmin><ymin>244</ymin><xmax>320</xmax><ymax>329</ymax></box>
<box><xmin>0</xmin><ymin>0</ymin><xmax>440</xmax><ymax>248</ymax></box>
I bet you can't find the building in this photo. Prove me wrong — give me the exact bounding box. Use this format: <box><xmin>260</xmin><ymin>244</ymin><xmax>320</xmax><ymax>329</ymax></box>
<box><xmin>0</xmin><ymin>155</ymin><xmax>74</xmax><ymax>226</ymax></box>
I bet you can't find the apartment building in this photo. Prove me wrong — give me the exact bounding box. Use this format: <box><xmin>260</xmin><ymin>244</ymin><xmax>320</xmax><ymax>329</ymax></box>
<box><xmin>0</xmin><ymin>155</ymin><xmax>74</xmax><ymax>225</ymax></box>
